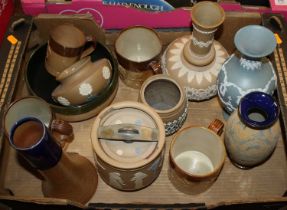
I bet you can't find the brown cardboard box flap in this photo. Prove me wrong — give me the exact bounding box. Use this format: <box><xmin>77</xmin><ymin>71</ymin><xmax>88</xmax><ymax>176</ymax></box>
<box><xmin>33</xmin><ymin>14</ymin><xmax>105</xmax><ymax>45</ymax></box>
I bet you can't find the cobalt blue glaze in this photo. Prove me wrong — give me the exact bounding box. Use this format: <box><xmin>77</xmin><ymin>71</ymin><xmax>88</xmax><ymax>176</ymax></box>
<box><xmin>239</xmin><ymin>91</ymin><xmax>280</xmax><ymax>129</ymax></box>
<box><xmin>9</xmin><ymin>117</ymin><xmax>62</xmax><ymax>170</ymax></box>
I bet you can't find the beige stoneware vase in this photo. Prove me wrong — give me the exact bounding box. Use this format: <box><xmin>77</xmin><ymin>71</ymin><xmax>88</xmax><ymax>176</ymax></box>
<box><xmin>139</xmin><ymin>74</ymin><xmax>188</xmax><ymax>136</ymax></box>
<box><xmin>91</xmin><ymin>101</ymin><xmax>165</xmax><ymax>191</ymax></box>
<box><xmin>162</xmin><ymin>1</ymin><xmax>228</xmax><ymax>101</ymax></box>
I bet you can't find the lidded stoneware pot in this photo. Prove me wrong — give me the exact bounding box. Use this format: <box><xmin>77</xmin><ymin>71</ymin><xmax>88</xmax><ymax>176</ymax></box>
<box><xmin>217</xmin><ymin>25</ymin><xmax>277</xmax><ymax>113</ymax></box>
<box><xmin>139</xmin><ymin>74</ymin><xmax>188</xmax><ymax>136</ymax></box>
<box><xmin>225</xmin><ymin>91</ymin><xmax>281</xmax><ymax>168</ymax></box>
<box><xmin>52</xmin><ymin>56</ymin><xmax>112</xmax><ymax>106</ymax></box>
<box><xmin>162</xmin><ymin>1</ymin><xmax>228</xmax><ymax>101</ymax></box>
<box><xmin>91</xmin><ymin>101</ymin><xmax>165</xmax><ymax>191</ymax></box>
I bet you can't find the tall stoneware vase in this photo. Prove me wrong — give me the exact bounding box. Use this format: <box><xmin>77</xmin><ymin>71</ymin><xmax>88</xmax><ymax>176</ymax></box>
<box><xmin>162</xmin><ymin>1</ymin><xmax>228</xmax><ymax>101</ymax></box>
<box><xmin>8</xmin><ymin>117</ymin><xmax>98</xmax><ymax>204</ymax></box>
<box><xmin>217</xmin><ymin>25</ymin><xmax>277</xmax><ymax>114</ymax></box>
<box><xmin>225</xmin><ymin>91</ymin><xmax>281</xmax><ymax>168</ymax></box>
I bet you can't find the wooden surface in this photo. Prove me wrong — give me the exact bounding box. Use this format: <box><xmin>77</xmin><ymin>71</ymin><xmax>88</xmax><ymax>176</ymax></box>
<box><xmin>1</xmin><ymin>12</ymin><xmax>287</xmax><ymax>206</ymax></box>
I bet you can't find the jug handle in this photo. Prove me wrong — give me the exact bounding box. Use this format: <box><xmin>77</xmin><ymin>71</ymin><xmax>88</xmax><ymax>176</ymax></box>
<box><xmin>80</xmin><ymin>35</ymin><xmax>97</xmax><ymax>59</ymax></box>
<box><xmin>208</xmin><ymin>119</ymin><xmax>224</xmax><ymax>136</ymax></box>
<box><xmin>149</xmin><ymin>60</ymin><xmax>162</xmax><ymax>74</ymax></box>
<box><xmin>50</xmin><ymin>119</ymin><xmax>74</xmax><ymax>147</ymax></box>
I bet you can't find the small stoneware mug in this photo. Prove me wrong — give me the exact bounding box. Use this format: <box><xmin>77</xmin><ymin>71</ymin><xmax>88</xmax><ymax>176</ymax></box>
<box><xmin>52</xmin><ymin>57</ymin><xmax>112</xmax><ymax>106</ymax></box>
<box><xmin>115</xmin><ymin>26</ymin><xmax>162</xmax><ymax>89</ymax></box>
<box><xmin>45</xmin><ymin>24</ymin><xmax>96</xmax><ymax>77</ymax></box>
<box><xmin>4</xmin><ymin>96</ymin><xmax>73</xmax><ymax>146</ymax></box>
<box><xmin>169</xmin><ymin>119</ymin><xmax>226</xmax><ymax>194</ymax></box>
<box><xmin>139</xmin><ymin>74</ymin><xmax>188</xmax><ymax>136</ymax></box>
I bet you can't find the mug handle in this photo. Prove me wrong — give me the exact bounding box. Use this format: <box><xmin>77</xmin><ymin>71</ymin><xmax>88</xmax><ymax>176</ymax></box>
<box><xmin>208</xmin><ymin>119</ymin><xmax>224</xmax><ymax>136</ymax></box>
<box><xmin>50</xmin><ymin>119</ymin><xmax>74</xmax><ymax>147</ymax></box>
<box><xmin>80</xmin><ymin>35</ymin><xmax>97</xmax><ymax>59</ymax></box>
<box><xmin>149</xmin><ymin>60</ymin><xmax>162</xmax><ymax>74</ymax></box>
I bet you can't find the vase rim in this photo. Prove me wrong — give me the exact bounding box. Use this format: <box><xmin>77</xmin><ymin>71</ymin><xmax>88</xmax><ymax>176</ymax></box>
<box><xmin>234</xmin><ymin>25</ymin><xmax>277</xmax><ymax>58</ymax></box>
<box><xmin>191</xmin><ymin>1</ymin><xmax>225</xmax><ymax>30</ymax></box>
<box><xmin>239</xmin><ymin>91</ymin><xmax>279</xmax><ymax>129</ymax></box>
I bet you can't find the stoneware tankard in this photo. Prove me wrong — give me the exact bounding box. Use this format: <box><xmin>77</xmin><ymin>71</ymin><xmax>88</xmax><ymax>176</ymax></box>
<box><xmin>8</xmin><ymin>116</ymin><xmax>98</xmax><ymax>204</ymax></box>
<box><xmin>115</xmin><ymin>26</ymin><xmax>162</xmax><ymax>89</ymax></box>
<box><xmin>169</xmin><ymin>119</ymin><xmax>226</xmax><ymax>194</ymax></box>
<box><xmin>45</xmin><ymin>24</ymin><xmax>96</xmax><ymax>77</ymax></box>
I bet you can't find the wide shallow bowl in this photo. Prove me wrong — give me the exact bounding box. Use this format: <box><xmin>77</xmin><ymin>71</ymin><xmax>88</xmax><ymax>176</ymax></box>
<box><xmin>25</xmin><ymin>42</ymin><xmax>118</xmax><ymax>122</ymax></box>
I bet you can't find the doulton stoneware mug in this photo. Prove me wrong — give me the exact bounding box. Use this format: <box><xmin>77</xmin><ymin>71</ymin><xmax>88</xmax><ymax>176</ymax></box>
<box><xmin>45</xmin><ymin>24</ymin><xmax>96</xmax><ymax>77</ymax></box>
<box><xmin>169</xmin><ymin>119</ymin><xmax>226</xmax><ymax>194</ymax></box>
<box><xmin>115</xmin><ymin>26</ymin><xmax>163</xmax><ymax>89</ymax></box>
<box><xmin>8</xmin><ymin>116</ymin><xmax>98</xmax><ymax>204</ymax></box>
<box><xmin>4</xmin><ymin>96</ymin><xmax>73</xmax><ymax>146</ymax></box>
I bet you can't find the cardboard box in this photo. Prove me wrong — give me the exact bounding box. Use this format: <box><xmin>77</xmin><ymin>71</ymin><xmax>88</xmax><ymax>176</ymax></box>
<box><xmin>0</xmin><ymin>12</ymin><xmax>287</xmax><ymax>209</ymax></box>
<box><xmin>20</xmin><ymin>0</ymin><xmax>278</xmax><ymax>29</ymax></box>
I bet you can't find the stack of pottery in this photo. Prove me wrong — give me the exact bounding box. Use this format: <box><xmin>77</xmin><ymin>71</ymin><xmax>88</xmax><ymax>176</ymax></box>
<box><xmin>162</xmin><ymin>1</ymin><xmax>228</xmax><ymax>101</ymax></box>
<box><xmin>26</xmin><ymin>23</ymin><xmax>119</xmax><ymax>122</ymax></box>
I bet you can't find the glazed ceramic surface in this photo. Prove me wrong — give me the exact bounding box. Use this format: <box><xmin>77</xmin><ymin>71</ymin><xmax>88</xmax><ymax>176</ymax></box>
<box><xmin>225</xmin><ymin>92</ymin><xmax>281</xmax><ymax>168</ymax></box>
<box><xmin>52</xmin><ymin>57</ymin><xmax>112</xmax><ymax>106</ymax></box>
<box><xmin>4</xmin><ymin>96</ymin><xmax>74</xmax><ymax>146</ymax></box>
<box><xmin>162</xmin><ymin>2</ymin><xmax>228</xmax><ymax>101</ymax></box>
<box><xmin>25</xmin><ymin>42</ymin><xmax>118</xmax><ymax>122</ymax></box>
<box><xmin>217</xmin><ymin>25</ymin><xmax>277</xmax><ymax>113</ymax></box>
<box><xmin>139</xmin><ymin>74</ymin><xmax>188</xmax><ymax>136</ymax></box>
<box><xmin>9</xmin><ymin>116</ymin><xmax>98</xmax><ymax>204</ymax></box>
<box><xmin>115</xmin><ymin>26</ymin><xmax>162</xmax><ymax>89</ymax></box>
<box><xmin>91</xmin><ymin>101</ymin><xmax>165</xmax><ymax>191</ymax></box>
<box><xmin>45</xmin><ymin>24</ymin><xmax>89</xmax><ymax>77</ymax></box>
<box><xmin>169</xmin><ymin>119</ymin><xmax>226</xmax><ymax>194</ymax></box>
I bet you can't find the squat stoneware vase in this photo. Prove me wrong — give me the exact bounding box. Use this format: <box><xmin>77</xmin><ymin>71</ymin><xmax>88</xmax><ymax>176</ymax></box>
<box><xmin>9</xmin><ymin>117</ymin><xmax>98</xmax><ymax>204</ymax></box>
<box><xmin>139</xmin><ymin>74</ymin><xmax>188</xmax><ymax>136</ymax></box>
<box><xmin>225</xmin><ymin>91</ymin><xmax>281</xmax><ymax>168</ymax></box>
<box><xmin>217</xmin><ymin>25</ymin><xmax>277</xmax><ymax>114</ymax></box>
<box><xmin>162</xmin><ymin>1</ymin><xmax>228</xmax><ymax>101</ymax></box>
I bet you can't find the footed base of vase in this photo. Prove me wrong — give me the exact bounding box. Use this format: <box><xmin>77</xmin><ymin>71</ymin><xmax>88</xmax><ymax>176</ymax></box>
<box><xmin>161</xmin><ymin>35</ymin><xmax>228</xmax><ymax>101</ymax></box>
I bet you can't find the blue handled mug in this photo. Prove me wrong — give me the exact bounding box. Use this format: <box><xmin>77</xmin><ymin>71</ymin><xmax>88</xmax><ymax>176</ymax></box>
<box><xmin>9</xmin><ymin>117</ymin><xmax>64</xmax><ymax>170</ymax></box>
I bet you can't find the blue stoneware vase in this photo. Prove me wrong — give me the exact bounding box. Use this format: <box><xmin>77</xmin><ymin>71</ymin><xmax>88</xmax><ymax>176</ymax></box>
<box><xmin>9</xmin><ymin>117</ymin><xmax>98</xmax><ymax>204</ymax></box>
<box><xmin>217</xmin><ymin>25</ymin><xmax>277</xmax><ymax>114</ymax></box>
<box><xmin>224</xmin><ymin>91</ymin><xmax>281</xmax><ymax>168</ymax></box>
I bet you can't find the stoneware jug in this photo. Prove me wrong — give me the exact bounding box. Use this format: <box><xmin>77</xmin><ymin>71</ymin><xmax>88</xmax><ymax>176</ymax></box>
<box><xmin>225</xmin><ymin>91</ymin><xmax>281</xmax><ymax>168</ymax></box>
<box><xmin>162</xmin><ymin>1</ymin><xmax>228</xmax><ymax>101</ymax></box>
<box><xmin>8</xmin><ymin>117</ymin><xmax>98</xmax><ymax>204</ymax></box>
<box><xmin>139</xmin><ymin>74</ymin><xmax>188</xmax><ymax>136</ymax></box>
<box><xmin>217</xmin><ymin>25</ymin><xmax>277</xmax><ymax>114</ymax></box>
<box><xmin>91</xmin><ymin>101</ymin><xmax>165</xmax><ymax>191</ymax></box>
<box><xmin>45</xmin><ymin>24</ymin><xmax>96</xmax><ymax>77</ymax></box>
<box><xmin>52</xmin><ymin>56</ymin><xmax>112</xmax><ymax>106</ymax></box>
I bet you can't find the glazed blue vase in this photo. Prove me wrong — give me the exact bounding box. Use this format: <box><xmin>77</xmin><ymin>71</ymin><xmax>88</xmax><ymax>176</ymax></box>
<box><xmin>217</xmin><ymin>25</ymin><xmax>277</xmax><ymax>114</ymax></box>
<box><xmin>224</xmin><ymin>91</ymin><xmax>281</xmax><ymax>168</ymax></box>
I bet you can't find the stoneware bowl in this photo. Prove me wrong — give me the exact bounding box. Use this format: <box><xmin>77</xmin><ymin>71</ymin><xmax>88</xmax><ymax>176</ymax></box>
<box><xmin>52</xmin><ymin>56</ymin><xmax>112</xmax><ymax>106</ymax></box>
<box><xmin>139</xmin><ymin>74</ymin><xmax>188</xmax><ymax>136</ymax></box>
<box><xmin>25</xmin><ymin>42</ymin><xmax>118</xmax><ymax>122</ymax></box>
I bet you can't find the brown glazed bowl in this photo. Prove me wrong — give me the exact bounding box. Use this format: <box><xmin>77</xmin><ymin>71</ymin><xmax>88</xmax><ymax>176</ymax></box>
<box><xmin>25</xmin><ymin>42</ymin><xmax>118</xmax><ymax>122</ymax></box>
